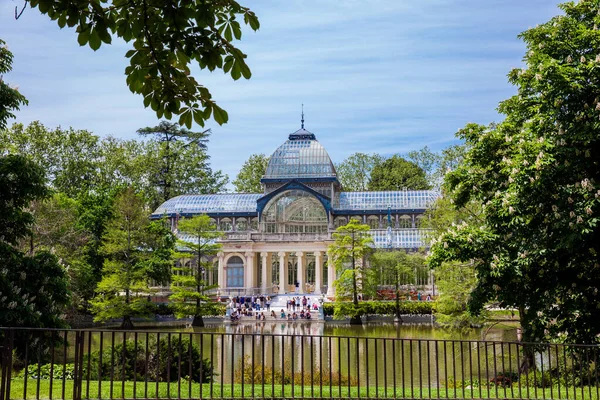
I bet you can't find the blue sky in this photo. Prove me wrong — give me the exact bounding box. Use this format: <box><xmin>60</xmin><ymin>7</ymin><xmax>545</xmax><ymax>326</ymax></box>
<box><xmin>2</xmin><ymin>0</ymin><xmax>560</xmax><ymax>185</ymax></box>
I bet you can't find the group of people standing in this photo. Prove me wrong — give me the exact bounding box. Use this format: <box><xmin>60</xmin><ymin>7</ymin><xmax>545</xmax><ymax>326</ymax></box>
<box><xmin>228</xmin><ymin>295</ymin><xmax>272</xmax><ymax>321</ymax></box>
<box><xmin>286</xmin><ymin>296</ymin><xmax>318</xmax><ymax>312</ymax></box>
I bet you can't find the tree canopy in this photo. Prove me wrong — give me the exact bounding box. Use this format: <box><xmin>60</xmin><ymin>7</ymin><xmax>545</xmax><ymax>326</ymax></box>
<box><xmin>232</xmin><ymin>153</ymin><xmax>269</xmax><ymax>193</ymax></box>
<box><xmin>90</xmin><ymin>187</ymin><xmax>175</xmax><ymax>328</ymax></box>
<box><xmin>328</xmin><ymin>219</ymin><xmax>373</xmax><ymax>323</ymax></box>
<box><xmin>170</xmin><ymin>215</ymin><xmax>222</xmax><ymax>327</ymax></box>
<box><xmin>25</xmin><ymin>0</ymin><xmax>259</xmax><ymax>127</ymax></box>
<box><xmin>369</xmin><ymin>155</ymin><xmax>430</xmax><ymax>191</ymax></box>
<box><xmin>429</xmin><ymin>0</ymin><xmax>600</xmax><ymax>344</ymax></box>
<box><xmin>335</xmin><ymin>153</ymin><xmax>383</xmax><ymax>191</ymax></box>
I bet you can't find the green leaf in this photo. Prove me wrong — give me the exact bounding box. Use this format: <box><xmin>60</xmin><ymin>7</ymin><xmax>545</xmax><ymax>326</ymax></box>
<box><xmin>77</xmin><ymin>28</ymin><xmax>90</xmax><ymax>46</ymax></box>
<box><xmin>212</xmin><ymin>104</ymin><xmax>228</xmax><ymax>125</ymax></box>
<box><xmin>230</xmin><ymin>61</ymin><xmax>241</xmax><ymax>80</ymax></box>
<box><xmin>89</xmin><ymin>29</ymin><xmax>101</xmax><ymax>51</ymax></box>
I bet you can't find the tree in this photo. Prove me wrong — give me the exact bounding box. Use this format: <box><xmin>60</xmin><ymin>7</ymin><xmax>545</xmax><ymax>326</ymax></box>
<box><xmin>369</xmin><ymin>250</ymin><xmax>424</xmax><ymax>322</ymax></box>
<box><xmin>0</xmin><ymin>122</ymin><xmax>101</xmax><ymax>198</ymax></box>
<box><xmin>141</xmin><ymin>138</ymin><xmax>229</xmax><ymax>209</ymax></box>
<box><xmin>25</xmin><ymin>1</ymin><xmax>260</xmax><ymax>127</ymax></box>
<box><xmin>90</xmin><ymin>187</ymin><xmax>174</xmax><ymax>328</ymax></box>
<box><xmin>430</xmin><ymin>1</ymin><xmax>600</xmax><ymax>346</ymax></box>
<box><xmin>335</xmin><ymin>153</ymin><xmax>383</xmax><ymax>191</ymax></box>
<box><xmin>0</xmin><ymin>156</ymin><xmax>70</xmax><ymax>328</ymax></box>
<box><xmin>170</xmin><ymin>215</ymin><xmax>222</xmax><ymax>327</ymax></box>
<box><xmin>232</xmin><ymin>153</ymin><xmax>269</xmax><ymax>193</ymax></box>
<box><xmin>407</xmin><ymin>146</ymin><xmax>441</xmax><ymax>189</ymax></box>
<box><xmin>0</xmin><ymin>39</ymin><xmax>28</xmax><ymax>129</ymax></box>
<box><xmin>328</xmin><ymin>219</ymin><xmax>374</xmax><ymax>324</ymax></box>
<box><xmin>369</xmin><ymin>155</ymin><xmax>430</xmax><ymax>191</ymax></box>
<box><xmin>137</xmin><ymin>121</ymin><xmax>209</xmax><ymax>203</ymax></box>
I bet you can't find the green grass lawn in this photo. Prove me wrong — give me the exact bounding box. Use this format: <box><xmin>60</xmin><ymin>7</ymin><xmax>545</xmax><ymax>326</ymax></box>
<box><xmin>8</xmin><ymin>379</ymin><xmax>600</xmax><ymax>399</ymax></box>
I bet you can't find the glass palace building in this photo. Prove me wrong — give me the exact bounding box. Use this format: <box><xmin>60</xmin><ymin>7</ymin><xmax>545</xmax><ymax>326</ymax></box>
<box><xmin>152</xmin><ymin>127</ymin><xmax>439</xmax><ymax>297</ymax></box>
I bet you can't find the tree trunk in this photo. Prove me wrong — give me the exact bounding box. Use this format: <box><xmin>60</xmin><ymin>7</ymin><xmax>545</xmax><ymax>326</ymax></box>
<box><xmin>192</xmin><ymin>314</ymin><xmax>205</xmax><ymax>327</ymax></box>
<box><xmin>349</xmin><ymin>315</ymin><xmax>362</xmax><ymax>325</ymax></box>
<box><xmin>395</xmin><ymin>277</ymin><xmax>403</xmax><ymax>323</ymax></box>
<box><xmin>518</xmin><ymin>306</ymin><xmax>535</xmax><ymax>373</ymax></box>
<box><xmin>121</xmin><ymin>315</ymin><xmax>134</xmax><ymax>329</ymax></box>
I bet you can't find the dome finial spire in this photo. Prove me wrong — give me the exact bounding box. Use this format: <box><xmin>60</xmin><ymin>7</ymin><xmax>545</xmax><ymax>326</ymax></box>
<box><xmin>301</xmin><ymin>104</ymin><xmax>305</xmax><ymax>129</ymax></box>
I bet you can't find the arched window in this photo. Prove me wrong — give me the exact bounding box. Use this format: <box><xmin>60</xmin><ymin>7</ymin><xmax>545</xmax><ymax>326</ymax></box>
<box><xmin>236</xmin><ymin>218</ymin><xmax>247</xmax><ymax>231</ymax></box>
<box><xmin>219</xmin><ymin>218</ymin><xmax>232</xmax><ymax>231</ymax></box>
<box><xmin>367</xmin><ymin>216</ymin><xmax>379</xmax><ymax>229</ymax></box>
<box><xmin>261</xmin><ymin>190</ymin><xmax>328</xmax><ymax>233</ymax></box>
<box><xmin>250</xmin><ymin>218</ymin><xmax>259</xmax><ymax>231</ymax></box>
<box><xmin>334</xmin><ymin>217</ymin><xmax>347</xmax><ymax>228</ymax></box>
<box><xmin>226</xmin><ymin>256</ymin><xmax>244</xmax><ymax>287</ymax></box>
<box><xmin>398</xmin><ymin>215</ymin><xmax>412</xmax><ymax>228</ymax></box>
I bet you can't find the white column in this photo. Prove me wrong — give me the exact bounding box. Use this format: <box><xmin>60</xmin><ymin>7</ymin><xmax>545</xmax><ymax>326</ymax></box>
<box><xmin>297</xmin><ymin>251</ymin><xmax>305</xmax><ymax>294</ymax></box>
<box><xmin>217</xmin><ymin>252</ymin><xmax>225</xmax><ymax>289</ymax></box>
<box><xmin>245</xmin><ymin>251</ymin><xmax>255</xmax><ymax>292</ymax></box>
<box><xmin>261</xmin><ymin>252</ymin><xmax>269</xmax><ymax>293</ymax></box>
<box><xmin>326</xmin><ymin>253</ymin><xmax>335</xmax><ymax>297</ymax></box>
<box><xmin>278</xmin><ymin>251</ymin><xmax>286</xmax><ymax>294</ymax></box>
<box><xmin>314</xmin><ymin>251</ymin><xmax>322</xmax><ymax>294</ymax></box>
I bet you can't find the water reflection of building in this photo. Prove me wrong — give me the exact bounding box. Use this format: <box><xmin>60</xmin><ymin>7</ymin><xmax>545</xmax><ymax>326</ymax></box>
<box><xmin>152</xmin><ymin>124</ymin><xmax>439</xmax><ymax>297</ymax></box>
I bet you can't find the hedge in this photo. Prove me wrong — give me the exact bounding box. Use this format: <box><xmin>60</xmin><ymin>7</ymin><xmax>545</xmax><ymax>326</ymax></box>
<box><xmin>323</xmin><ymin>301</ymin><xmax>435</xmax><ymax>318</ymax></box>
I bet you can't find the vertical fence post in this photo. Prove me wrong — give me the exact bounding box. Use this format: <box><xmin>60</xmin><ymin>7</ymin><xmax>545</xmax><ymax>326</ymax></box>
<box><xmin>0</xmin><ymin>329</ymin><xmax>14</xmax><ymax>400</ymax></box>
<box><xmin>72</xmin><ymin>330</ymin><xmax>85</xmax><ymax>400</ymax></box>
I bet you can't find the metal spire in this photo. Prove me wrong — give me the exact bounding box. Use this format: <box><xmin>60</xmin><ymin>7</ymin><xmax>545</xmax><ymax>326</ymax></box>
<box><xmin>301</xmin><ymin>104</ymin><xmax>305</xmax><ymax>129</ymax></box>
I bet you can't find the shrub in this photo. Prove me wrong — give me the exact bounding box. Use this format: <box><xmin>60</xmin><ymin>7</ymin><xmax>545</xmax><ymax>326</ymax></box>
<box><xmin>324</xmin><ymin>301</ymin><xmax>434</xmax><ymax>318</ymax></box>
<box><xmin>86</xmin><ymin>337</ymin><xmax>213</xmax><ymax>383</ymax></box>
<box><xmin>233</xmin><ymin>355</ymin><xmax>357</xmax><ymax>386</ymax></box>
<box><xmin>17</xmin><ymin>363</ymin><xmax>76</xmax><ymax>380</ymax></box>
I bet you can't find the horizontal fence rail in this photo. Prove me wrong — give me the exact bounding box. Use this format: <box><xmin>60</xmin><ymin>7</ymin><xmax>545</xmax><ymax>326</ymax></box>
<box><xmin>1</xmin><ymin>327</ymin><xmax>599</xmax><ymax>400</ymax></box>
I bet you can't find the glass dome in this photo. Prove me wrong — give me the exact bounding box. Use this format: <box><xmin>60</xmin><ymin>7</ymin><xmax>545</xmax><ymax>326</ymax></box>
<box><xmin>264</xmin><ymin>129</ymin><xmax>337</xmax><ymax>179</ymax></box>
<box><xmin>261</xmin><ymin>190</ymin><xmax>328</xmax><ymax>233</ymax></box>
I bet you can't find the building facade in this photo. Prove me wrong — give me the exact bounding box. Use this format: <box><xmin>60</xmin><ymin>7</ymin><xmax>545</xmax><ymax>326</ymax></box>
<box><xmin>151</xmin><ymin>127</ymin><xmax>439</xmax><ymax>297</ymax></box>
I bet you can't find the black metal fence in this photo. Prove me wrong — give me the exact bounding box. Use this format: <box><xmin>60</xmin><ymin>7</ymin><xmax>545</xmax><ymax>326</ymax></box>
<box><xmin>1</xmin><ymin>327</ymin><xmax>599</xmax><ymax>399</ymax></box>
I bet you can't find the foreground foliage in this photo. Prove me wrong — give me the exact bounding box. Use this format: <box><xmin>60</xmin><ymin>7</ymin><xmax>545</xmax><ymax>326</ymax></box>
<box><xmin>27</xmin><ymin>0</ymin><xmax>259</xmax><ymax>126</ymax></box>
<box><xmin>430</xmin><ymin>0</ymin><xmax>600</xmax><ymax>344</ymax></box>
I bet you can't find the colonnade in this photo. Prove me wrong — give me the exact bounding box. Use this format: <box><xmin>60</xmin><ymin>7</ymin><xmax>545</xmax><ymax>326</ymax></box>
<box><xmin>217</xmin><ymin>249</ymin><xmax>336</xmax><ymax>296</ymax></box>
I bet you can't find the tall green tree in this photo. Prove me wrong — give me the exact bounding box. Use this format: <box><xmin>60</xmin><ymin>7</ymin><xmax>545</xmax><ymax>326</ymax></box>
<box><xmin>138</xmin><ymin>121</ymin><xmax>210</xmax><ymax>203</ymax></box>
<box><xmin>369</xmin><ymin>155</ymin><xmax>430</xmax><ymax>191</ymax></box>
<box><xmin>0</xmin><ymin>156</ymin><xmax>70</xmax><ymax>328</ymax></box>
<box><xmin>430</xmin><ymin>0</ymin><xmax>600</xmax><ymax>345</ymax></box>
<box><xmin>335</xmin><ymin>153</ymin><xmax>383</xmax><ymax>191</ymax></box>
<box><xmin>170</xmin><ymin>215</ymin><xmax>222</xmax><ymax>327</ymax></box>
<box><xmin>90</xmin><ymin>187</ymin><xmax>174</xmax><ymax>328</ymax></box>
<box><xmin>328</xmin><ymin>219</ymin><xmax>374</xmax><ymax>324</ymax></box>
<box><xmin>370</xmin><ymin>251</ymin><xmax>424</xmax><ymax>322</ymax></box>
<box><xmin>25</xmin><ymin>1</ymin><xmax>260</xmax><ymax>127</ymax></box>
<box><xmin>232</xmin><ymin>153</ymin><xmax>269</xmax><ymax>193</ymax></box>
<box><xmin>142</xmin><ymin>139</ymin><xmax>229</xmax><ymax>209</ymax></box>
<box><xmin>407</xmin><ymin>146</ymin><xmax>441</xmax><ymax>188</ymax></box>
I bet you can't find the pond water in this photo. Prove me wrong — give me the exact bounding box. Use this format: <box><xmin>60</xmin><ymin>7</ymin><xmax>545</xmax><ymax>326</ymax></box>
<box><xmin>80</xmin><ymin>320</ymin><xmax>520</xmax><ymax>387</ymax></box>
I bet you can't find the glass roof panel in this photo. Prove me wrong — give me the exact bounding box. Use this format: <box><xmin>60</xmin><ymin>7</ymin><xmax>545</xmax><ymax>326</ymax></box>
<box><xmin>336</xmin><ymin>191</ymin><xmax>440</xmax><ymax>210</ymax></box>
<box><xmin>368</xmin><ymin>229</ymin><xmax>428</xmax><ymax>248</ymax></box>
<box><xmin>264</xmin><ymin>135</ymin><xmax>337</xmax><ymax>179</ymax></box>
<box><xmin>152</xmin><ymin>194</ymin><xmax>261</xmax><ymax>216</ymax></box>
